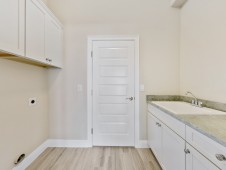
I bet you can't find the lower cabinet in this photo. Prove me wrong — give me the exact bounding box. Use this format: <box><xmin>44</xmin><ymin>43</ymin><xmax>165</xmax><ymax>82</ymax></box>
<box><xmin>162</xmin><ymin>122</ymin><xmax>185</xmax><ymax>170</ymax></box>
<box><xmin>148</xmin><ymin>105</ymin><xmax>223</xmax><ymax>170</ymax></box>
<box><xmin>148</xmin><ymin>113</ymin><xmax>185</xmax><ymax>170</ymax></box>
<box><xmin>148</xmin><ymin>113</ymin><xmax>162</xmax><ymax>165</ymax></box>
<box><xmin>185</xmin><ymin>143</ymin><xmax>220</xmax><ymax>170</ymax></box>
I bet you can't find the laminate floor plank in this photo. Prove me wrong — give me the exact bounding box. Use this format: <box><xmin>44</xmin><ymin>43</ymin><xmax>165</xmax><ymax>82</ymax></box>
<box><xmin>137</xmin><ymin>149</ymin><xmax>161</xmax><ymax>170</ymax></box>
<box><xmin>27</xmin><ymin>147</ymin><xmax>161</xmax><ymax>170</ymax></box>
<box><xmin>26</xmin><ymin>148</ymin><xmax>53</xmax><ymax>170</ymax></box>
<box><xmin>130</xmin><ymin>148</ymin><xmax>146</xmax><ymax>170</ymax></box>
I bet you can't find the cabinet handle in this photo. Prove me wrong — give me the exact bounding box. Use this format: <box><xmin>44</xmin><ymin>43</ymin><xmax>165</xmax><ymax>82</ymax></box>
<box><xmin>46</xmin><ymin>58</ymin><xmax>52</xmax><ymax>62</ymax></box>
<box><xmin>184</xmin><ymin>149</ymin><xmax>190</xmax><ymax>154</ymax></box>
<box><xmin>155</xmin><ymin>122</ymin><xmax>161</xmax><ymax>127</ymax></box>
<box><xmin>216</xmin><ymin>154</ymin><xmax>226</xmax><ymax>161</ymax></box>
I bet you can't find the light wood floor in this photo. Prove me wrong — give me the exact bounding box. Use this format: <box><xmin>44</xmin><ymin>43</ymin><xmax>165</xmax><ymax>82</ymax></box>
<box><xmin>27</xmin><ymin>147</ymin><xmax>161</xmax><ymax>170</ymax></box>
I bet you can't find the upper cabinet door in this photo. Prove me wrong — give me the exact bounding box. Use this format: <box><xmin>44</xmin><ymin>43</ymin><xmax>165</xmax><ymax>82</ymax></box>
<box><xmin>0</xmin><ymin>0</ymin><xmax>25</xmax><ymax>56</ymax></box>
<box><xmin>26</xmin><ymin>0</ymin><xmax>45</xmax><ymax>62</ymax></box>
<box><xmin>45</xmin><ymin>15</ymin><xmax>63</xmax><ymax>67</ymax></box>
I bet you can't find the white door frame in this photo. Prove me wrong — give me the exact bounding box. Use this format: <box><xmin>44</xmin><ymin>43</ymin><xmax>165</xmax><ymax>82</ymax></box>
<box><xmin>87</xmin><ymin>35</ymin><xmax>139</xmax><ymax>147</ymax></box>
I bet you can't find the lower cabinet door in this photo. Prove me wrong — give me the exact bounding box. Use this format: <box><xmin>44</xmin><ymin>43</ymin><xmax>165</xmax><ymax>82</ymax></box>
<box><xmin>162</xmin><ymin>123</ymin><xmax>185</xmax><ymax>170</ymax></box>
<box><xmin>148</xmin><ymin>113</ymin><xmax>162</xmax><ymax>164</ymax></box>
<box><xmin>186</xmin><ymin>143</ymin><xmax>220</xmax><ymax>170</ymax></box>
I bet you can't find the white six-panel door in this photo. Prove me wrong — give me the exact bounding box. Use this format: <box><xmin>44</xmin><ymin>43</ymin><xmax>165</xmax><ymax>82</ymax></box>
<box><xmin>92</xmin><ymin>40</ymin><xmax>135</xmax><ymax>146</ymax></box>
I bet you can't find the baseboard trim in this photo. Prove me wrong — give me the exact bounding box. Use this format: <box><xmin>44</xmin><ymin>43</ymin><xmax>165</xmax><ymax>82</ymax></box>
<box><xmin>12</xmin><ymin>140</ymin><xmax>49</xmax><ymax>170</ymax></box>
<box><xmin>12</xmin><ymin>139</ymin><xmax>147</xmax><ymax>169</ymax></box>
<box><xmin>48</xmin><ymin>139</ymin><xmax>92</xmax><ymax>148</ymax></box>
<box><xmin>136</xmin><ymin>140</ymin><xmax>149</xmax><ymax>148</ymax></box>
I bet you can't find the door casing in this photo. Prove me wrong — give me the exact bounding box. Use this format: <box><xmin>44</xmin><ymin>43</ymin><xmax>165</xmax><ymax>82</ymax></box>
<box><xmin>87</xmin><ymin>35</ymin><xmax>140</xmax><ymax>147</ymax></box>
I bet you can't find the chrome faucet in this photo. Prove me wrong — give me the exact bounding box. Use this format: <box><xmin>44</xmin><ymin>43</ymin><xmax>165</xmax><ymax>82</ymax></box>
<box><xmin>185</xmin><ymin>91</ymin><xmax>202</xmax><ymax>107</ymax></box>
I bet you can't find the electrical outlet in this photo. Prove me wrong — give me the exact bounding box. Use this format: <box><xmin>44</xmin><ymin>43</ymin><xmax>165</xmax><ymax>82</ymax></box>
<box><xmin>29</xmin><ymin>98</ymin><xmax>37</xmax><ymax>106</ymax></box>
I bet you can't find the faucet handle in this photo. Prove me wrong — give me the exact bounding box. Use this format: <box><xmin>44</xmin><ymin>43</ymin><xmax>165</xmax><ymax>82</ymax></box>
<box><xmin>191</xmin><ymin>100</ymin><xmax>195</xmax><ymax>105</ymax></box>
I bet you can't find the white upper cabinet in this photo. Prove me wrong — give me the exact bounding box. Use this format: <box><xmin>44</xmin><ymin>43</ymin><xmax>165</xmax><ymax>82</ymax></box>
<box><xmin>26</xmin><ymin>0</ymin><xmax>45</xmax><ymax>62</ymax></box>
<box><xmin>0</xmin><ymin>0</ymin><xmax>25</xmax><ymax>56</ymax></box>
<box><xmin>0</xmin><ymin>0</ymin><xmax>63</xmax><ymax>68</ymax></box>
<box><xmin>45</xmin><ymin>14</ymin><xmax>63</xmax><ymax>67</ymax></box>
<box><xmin>26</xmin><ymin>0</ymin><xmax>63</xmax><ymax>67</ymax></box>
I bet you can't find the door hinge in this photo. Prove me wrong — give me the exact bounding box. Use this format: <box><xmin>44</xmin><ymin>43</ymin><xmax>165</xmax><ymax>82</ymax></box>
<box><xmin>91</xmin><ymin>128</ymin><xmax>93</xmax><ymax>134</ymax></box>
<box><xmin>91</xmin><ymin>51</ymin><xmax>93</xmax><ymax>58</ymax></box>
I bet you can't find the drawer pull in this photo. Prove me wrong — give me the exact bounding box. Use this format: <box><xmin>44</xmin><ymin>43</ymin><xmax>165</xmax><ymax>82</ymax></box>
<box><xmin>216</xmin><ymin>154</ymin><xmax>226</xmax><ymax>161</ymax></box>
<box><xmin>155</xmin><ymin>122</ymin><xmax>161</xmax><ymax>127</ymax></box>
<box><xmin>184</xmin><ymin>149</ymin><xmax>190</xmax><ymax>154</ymax></box>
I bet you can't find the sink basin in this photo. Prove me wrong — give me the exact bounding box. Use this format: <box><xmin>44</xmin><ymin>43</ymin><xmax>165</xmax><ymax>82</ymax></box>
<box><xmin>152</xmin><ymin>101</ymin><xmax>226</xmax><ymax>115</ymax></box>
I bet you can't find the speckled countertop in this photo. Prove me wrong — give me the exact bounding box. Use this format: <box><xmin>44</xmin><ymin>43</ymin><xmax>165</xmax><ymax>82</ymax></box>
<box><xmin>148</xmin><ymin>101</ymin><xmax>226</xmax><ymax>147</ymax></box>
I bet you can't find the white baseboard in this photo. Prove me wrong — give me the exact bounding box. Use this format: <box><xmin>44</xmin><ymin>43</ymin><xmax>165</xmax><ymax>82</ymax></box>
<box><xmin>12</xmin><ymin>140</ymin><xmax>49</xmax><ymax>170</ymax></box>
<box><xmin>136</xmin><ymin>140</ymin><xmax>149</xmax><ymax>148</ymax></box>
<box><xmin>48</xmin><ymin>139</ymin><xmax>92</xmax><ymax>148</ymax></box>
<box><xmin>12</xmin><ymin>139</ymin><xmax>91</xmax><ymax>170</ymax></box>
<box><xmin>12</xmin><ymin>139</ymin><xmax>147</xmax><ymax>170</ymax></box>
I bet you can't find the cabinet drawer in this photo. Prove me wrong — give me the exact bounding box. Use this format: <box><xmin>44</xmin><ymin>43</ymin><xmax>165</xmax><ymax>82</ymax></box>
<box><xmin>148</xmin><ymin>104</ymin><xmax>185</xmax><ymax>139</ymax></box>
<box><xmin>186</xmin><ymin>126</ymin><xmax>226</xmax><ymax>169</ymax></box>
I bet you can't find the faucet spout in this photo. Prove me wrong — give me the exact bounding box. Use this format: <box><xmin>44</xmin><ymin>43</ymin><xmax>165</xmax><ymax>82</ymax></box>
<box><xmin>185</xmin><ymin>91</ymin><xmax>203</xmax><ymax>107</ymax></box>
<box><xmin>185</xmin><ymin>91</ymin><xmax>197</xmax><ymax>102</ymax></box>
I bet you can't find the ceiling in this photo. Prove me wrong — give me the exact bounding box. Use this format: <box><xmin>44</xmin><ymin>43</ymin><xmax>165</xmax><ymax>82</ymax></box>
<box><xmin>47</xmin><ymin>0</ymin><xmax>175</xmax><ymax>24</ymax></box>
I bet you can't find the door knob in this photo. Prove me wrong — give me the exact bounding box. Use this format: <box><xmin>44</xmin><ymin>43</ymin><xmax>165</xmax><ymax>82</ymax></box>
<box><xmin>184</xmin><ymin>149</ymin><xmax>190</xmax><ymax>154</ymax></box>
<box><xmin>126</xmin><ymin>97</ymin><xmax>134</xmax><ymax>101</ymax></box>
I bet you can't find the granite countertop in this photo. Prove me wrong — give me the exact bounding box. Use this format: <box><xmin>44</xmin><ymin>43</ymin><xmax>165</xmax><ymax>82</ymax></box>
<box><xmin>148</xmin><ymin>101</ymin><xmax>226</xmax><ymax>147</ymax></box>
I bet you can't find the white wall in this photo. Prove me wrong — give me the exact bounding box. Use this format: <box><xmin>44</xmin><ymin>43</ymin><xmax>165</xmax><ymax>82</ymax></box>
<box><xmin>180</xmin><ymin>0</ymin><xmax>226</xmax><ymax>103</ymax></box>
<box><xmin>0</xmin><ymin>59</ymin><xmax>48</xmax><ymax>170</ymax></box>
<box><xmin>47</xmin><ymin>0</ymin><xmax>180</xmax><ymax>140</ymax></box>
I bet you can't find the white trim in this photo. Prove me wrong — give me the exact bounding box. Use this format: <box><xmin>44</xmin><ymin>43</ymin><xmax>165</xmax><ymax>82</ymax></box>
<box><xmin>134</xmin><ymin>36</ymin><xmax>140</xmax><ymax>148</ymax></box>
<box><xmin>12</xmin><ymin>139</ymin><xmax>92</xmax><ymax>170</ymax></box>
<box><xmin>87</xmin><ymin>35</ymin><xmax>140</xmax><ymax>147</ymax></box>
<box><xmin>12</xmin><ymin>140</ymin><xmax>49</xmax><ymax>170</ymax></box>
<box><xmin>48</xmin><ymin>139</ymin><xmax>92</xmax><ymax>148</ymax></box>
<box><xmin>136</xmin><ymin>140</ymin><xmax>149</xmax><ymax>148</ymax></box>
<box><xmin>12</xmin><ymin>138</ymin><xmax>146</xmax><ymax>169</ymax></box>
<box><xmin>87</xmin><ymin>38</ymin><xmax>93</xmax><ymax>147</ymax></box>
